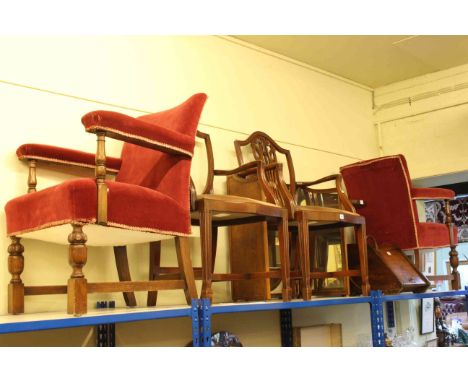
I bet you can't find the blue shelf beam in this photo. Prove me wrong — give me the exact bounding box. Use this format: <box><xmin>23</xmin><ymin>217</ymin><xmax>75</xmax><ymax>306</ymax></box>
<box><xmin>209</xmin><ymin>296</ymin><xmax>372</xmax><ymax>315</ymax></box>
<box><xmin>0</xmin><ymin>307</ymin><xmax>192</xmax><ymax>335</ymax></box>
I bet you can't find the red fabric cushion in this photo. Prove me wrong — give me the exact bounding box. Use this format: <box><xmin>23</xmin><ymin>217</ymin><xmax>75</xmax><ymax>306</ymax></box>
<box><xmin>16</xmin><ymin>144</ymin><xmax>122</xmax><ymax>174</ymax></box>
<box><xmin>340</xmin><ymin>155</ymin><xmax>457</xmax><ymax>250</ymax></box>
<box><xmin>340</xmin><ymin>155</ymin><xmax>419</xmax><ymax>249</ymax></box>
<box><xmin>417</xmin><ymin>222</ymin><xmax>458</xmax><ymax>248</ymax></box>
<box><xmin>411</xmin><ymin>187</ymin><xmax>455</xmax><ymax>200</ymax></box>
<box><xmin>5</xmin><ymin>178</ymin><xmax>190</xmax><ymax>236</ymax></box>
<box><xmin>115</xmin><ymin>94</ymin><xmax>207</xmax><ymax>212</ymax></box>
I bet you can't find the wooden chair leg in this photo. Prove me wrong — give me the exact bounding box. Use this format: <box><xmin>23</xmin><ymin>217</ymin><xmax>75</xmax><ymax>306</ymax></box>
<box><xmin>200</xmin><ymin>210</ymin><xmax>214</xmax><ymax>300</ymax></box>
<box><xmin>340</xmin><ymin>228</ymin><xmax>350</xmax><ymax>296</ymax></box>
<box><xmin>147</xmin><ymin>241</ymin><xmax>162</xmax><ymax>306</ymax></box>
<box><xmin>355</xmin><ymin>224</ymin><xmax>370</xmax><ymax>296</ymax></box>
<box><xmin>8</xmin><ymin>236</ymin><xmax>24</xmax><ymax>314</ymax></box>
<box><xmin>67</xmin><ymin>224</ymin><xmax>88</xmax><ymax>316</ymax></box>
<box><xmin>278</xmin><ymin>215</ymin><xmax>291</xmax><ymax>301</ymax></box>
<box><xmin>211</xmin><ymin>226</ymin><xmax>218</xmax><ymax>274</ymax></box>
<box><xmin>289</xmin><ymin>231</ymin><xmax>301</xmax><ymax>298</ymax></box>
<box><xmin>114</xmin><ymin>246</ymin><xmax>137</xmax><ymax>307</ymax></box>
<box><xmin>414</xmin><ymin>249</ymin><xmax>421</xmax><ymax>271</ymax></box>
<box><xmin>297</xmin><ymin>213</ymin><xmax>312</xmax><ymax>300</ymax></box>
<box><xmin>175</xmin><ymin>237</ymin><xmax>197</xmax><ymax>305</ymax></box>
<box><xmin>446</xmin><ymin>200</ymin><xmax>461</xmax><ymax>289</ymax></box>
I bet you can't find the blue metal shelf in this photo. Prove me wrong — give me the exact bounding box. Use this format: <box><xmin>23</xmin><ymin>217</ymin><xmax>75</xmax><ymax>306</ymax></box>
<box><xmin>0</xmin><ymin>303</ymin><xmax>196</xmax><ymax>335</ymax></box>
<box><xmin>1</xmin><ymin>288</ymin><xmax>466</xmax><ymax>347</ymax></box>
<box><xmin>381</xmin><ymin>289</ymin><xmax>468</xmax><ymax>302</ymax></box>
<box><xmin>209</xmin><ymin>296</ymin><xmax>372</xmax><ymax>315</ymax></box>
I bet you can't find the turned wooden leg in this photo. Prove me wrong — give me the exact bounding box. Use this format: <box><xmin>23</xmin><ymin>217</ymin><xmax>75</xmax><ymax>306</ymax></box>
<box><xmin>355</xmin><ymin>224</ymin><xmax>370</xmax><ymax>296</ymax></box>
<box><xmin>114</xmin><ymin>246</ymin><xmax>137</xmax><ymax>307</ymax></box>
<box><xmin>175</xmin><ymin>237</ymin><xmax>197</xmax><ymax>305</ymax></box>
<box><xmin>200</xmin><ymin>210</ymin><xmax>213</xmax><ymax>300</ymax></box>
<box><xmin>297</xmin><ymin>213</ymin><xmax>311</xmax><ymax>300</ymax></box>
<box><xmin>8</xmin><ymin>236</ymin><xmax>24</xmax><ymax>314</ymax></box>
<box><xmin>278</xmin><ymin>215</ymin><xmax>291</xmax><ymax>301</ymax></box>
<box><xmin>147</xmin><ymin>241</ymin><xmax>162</xmax><ymax>306</ymax></box>
<box><xmin>67</xmin><ymin>224</ymin><xmax>88</xmax><ymax>316</ymax></box>
<box><xmin>446</xmin><ymin>200</ymin><xmax>460</xmax><ymax>290</ymax></box>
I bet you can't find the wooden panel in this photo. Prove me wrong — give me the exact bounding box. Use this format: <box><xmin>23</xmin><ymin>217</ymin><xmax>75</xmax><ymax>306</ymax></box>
<box><xmin>348</xmin><ymin>244</ymin><xmax>430</xmax><ymax>294</ymax></box>
<box><xmin>227</xmin><ymin>174</ymin><xmax>270</xmax><ymax>301</ymax></box>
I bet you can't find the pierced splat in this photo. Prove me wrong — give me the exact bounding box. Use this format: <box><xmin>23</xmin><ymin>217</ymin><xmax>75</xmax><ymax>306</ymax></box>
<box><xmin>251</xmin><ymin>136</ymin><xmax>278</xmax><ymax>166</ymax></box>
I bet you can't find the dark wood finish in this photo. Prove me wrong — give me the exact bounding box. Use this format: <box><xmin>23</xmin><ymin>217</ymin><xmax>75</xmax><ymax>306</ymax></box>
<box><xmin>227</xmin><ymin>173</ymin><xmax>270</xmax><ymax>301</ymax></box>
<box><xmin>147</xmin><ymin>241</ymin><xmax>161</xmax><ymax>306</ymax></box>
<box><xmin>67</xmin><ymin>224</ymin><xmax>88</xmax><ymax>315</ymax></box>
<box><xmin>25</xmin><ymin>285</ymin><xmax>68</xmax><ymax>295</ymax></box>
<box><xmin>87</xmin><ymin>280</ymin><xmax>185</xmax><ymax>293</ymax></box>
<box><xmin>95</xmin><ymin>131</ymin><xmax>108</xmax><ymax>224</ymax></box>
<box><xmin>234</xmin><ymin>131</ymin><xmax>370</xmax><ymax>299</ymax></box>
<box><xmin>27</xmin><ymin>159</ymin><xmax>37</xmax><ymax>193</ymax></box>
<box><xmin>114</xmin><ymin>246</ymin><xmax>137</xmax><ymax>307</ymax></box>
<box><xmin>175</xmin><ymin>237</ymin><xmax>197</xmax><ymax>305</ymax></box>
<box><xmin>144</xmin><ymin>131</ymin><xmax>291</xmax><ymax>304</ymax></box>
<box><xmin>348</xmin><ymin>243</ymin><xmax>430</xmax><ymax>294</ymax></box>
<box><xmin>445</xmin><ymin>201</ymin><xmax>460</xmax><ymax>289</ymax></box>
<box><xmin>8</xmin><ymin>236</ymin><xmax>25</xmax><ymax>314</ymax></box>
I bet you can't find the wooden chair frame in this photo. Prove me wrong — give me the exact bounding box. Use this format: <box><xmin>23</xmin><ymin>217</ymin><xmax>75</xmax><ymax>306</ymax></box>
<box><xmin>9</xmin><ymin>129</ymin><xmax>197</xmax><ymax>315</ymax></box>
<box><xmin>233</xmin><ymin>131</ymin><xmax>370</xmax><ymax>299</ymax></box>
<box><xmin>116</xmin><ymin>131</ymin><xmax>292</xmax><ymax>305</ymax></box>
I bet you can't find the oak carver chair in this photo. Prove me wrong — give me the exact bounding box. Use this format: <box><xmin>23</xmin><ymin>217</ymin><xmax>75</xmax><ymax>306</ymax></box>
<box><xmin>4</xmin><ymin>93</ymin><xmax>207</xmax><ymax>315</ymax></box>
<box><xmin>233</xmin><ymin>131</ymin><xmax>370</xmax><ymax>300</ymax></box>
<box><xmin>119</xmin><ymin>130</ymin><xmax>291</xmax><ymax>305</ymax></box>
<box><xmin>340</xmin><ymin>154</ymin><xmax>460</xmax><ymax>289</ymax></box>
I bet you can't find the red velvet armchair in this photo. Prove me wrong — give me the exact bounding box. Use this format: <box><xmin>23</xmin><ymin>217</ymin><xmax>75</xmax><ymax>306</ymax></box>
<box><xmin>340</xmin><ymin>154</ymin><xmax>460</xmax><ymax>289</ymax></box>
<box><xmin>5</xmin><ymin>93</ymin><xmax>207</xmax><ymax>315</ymax></box>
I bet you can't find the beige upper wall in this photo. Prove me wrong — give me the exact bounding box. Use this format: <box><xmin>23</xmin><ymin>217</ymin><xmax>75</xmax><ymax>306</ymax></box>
<box><xmin>374</xmin><ymin>63</ymin><xmax>468</xmax><ymax>180</ymax></box>
<box><xmin>0</xmin><ymin>36</ymin><xmax>375</xmax><ymax>345</ymax></box>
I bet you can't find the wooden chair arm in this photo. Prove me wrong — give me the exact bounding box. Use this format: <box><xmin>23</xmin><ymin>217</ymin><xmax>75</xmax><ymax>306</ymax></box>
<box><xmin>213</xmin><ymin>161</ymin><xmax>262</xmax><ymax>177</ymax></box>
<box><xmin>295</xmin><ymin>174</ymin><xmax>341</xmax><ymax>188</ymax></box>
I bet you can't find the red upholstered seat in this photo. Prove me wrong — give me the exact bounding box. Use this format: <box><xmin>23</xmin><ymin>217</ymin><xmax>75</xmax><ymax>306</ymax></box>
<box><xmin>5</xmin><ymin>178</ymin><xmax>189</xmax><ymax>237</ymax></box>
<box><xmin>340</xmin><ymin>154</ymin><xmax>457</xmax><ymax>250</ymax></box>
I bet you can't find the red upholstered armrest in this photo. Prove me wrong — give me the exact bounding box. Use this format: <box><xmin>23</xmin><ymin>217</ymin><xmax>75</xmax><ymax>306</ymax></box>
<box><xmin>17</xmin><ymin>144</ymin><xmax>122</xmax><ymax>174</ymax></box>
<box><xmin>411</xmin><ymin>187</ymin><xmax>455</xmax><ymax>200</ymax></box>
<box><xmin>82</xmin><ymin>110</ymin><xmax>194</xmax><ymax>157</ymax></box>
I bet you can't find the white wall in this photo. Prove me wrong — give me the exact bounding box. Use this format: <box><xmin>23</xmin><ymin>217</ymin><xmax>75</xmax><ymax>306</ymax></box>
<box><xmin>374</xmin><ymin>63</ymin><xmax>468</xmax><ymax>180</ymax></box>
<box><xmin>0</xmin><ymin>36</ymin><xmax>375</xmax><ymax>346</ymax></box>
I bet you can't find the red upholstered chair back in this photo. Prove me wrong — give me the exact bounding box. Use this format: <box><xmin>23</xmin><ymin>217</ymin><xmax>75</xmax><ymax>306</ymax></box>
<box><xmin>340</xmin><ymin>155</ymin><xmax>419</xmax><ymax>249</ymax></box>
<box><xmin>116</xmin><ymin>94</ymin><xmax>207</xmax><ymax>208</ymax></box>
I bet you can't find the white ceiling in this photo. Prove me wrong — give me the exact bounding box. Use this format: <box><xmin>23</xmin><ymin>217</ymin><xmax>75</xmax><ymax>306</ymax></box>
<box><xmin>233</xmin><ymin>35</ymin><xmax>468</xmax><ymax>88</ymax></box>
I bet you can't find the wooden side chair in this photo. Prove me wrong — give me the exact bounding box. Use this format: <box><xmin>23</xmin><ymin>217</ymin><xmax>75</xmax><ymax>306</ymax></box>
<box><xmin>125</xmin><ymin>130</ymin><xmax>291</xmax><ymax>305</ymax></box>
<box><xmin>340</xmin><ymin>154</ymin><xmax>460</xmax><ymax>289</ymax></box>
<box><xmin>233</xmin><ymin>131</ymin><xmax>370</xmax><ymax>300</ymax></box>
<box><xmin>4</xmin><ymin>93</ymin><xmax>207</xmax><ymax>315</ymax></box>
